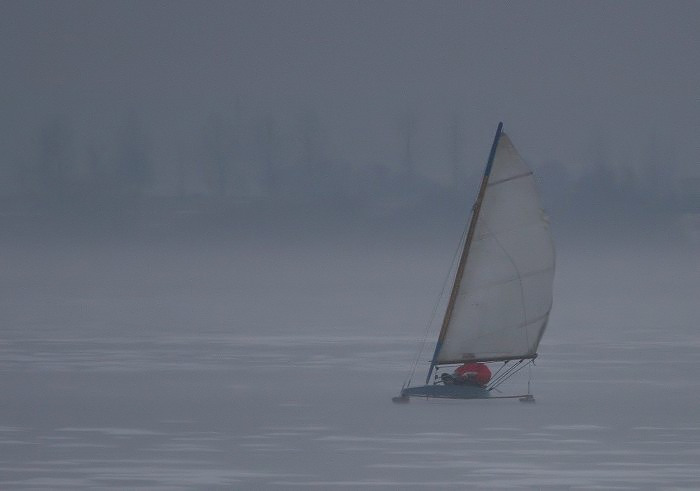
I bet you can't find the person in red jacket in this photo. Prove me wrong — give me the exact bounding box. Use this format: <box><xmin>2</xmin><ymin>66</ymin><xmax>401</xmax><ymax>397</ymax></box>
<box><xmin>441</xmin><ymin>362</ymin><xmax>491</xmax><ymax>387</ymax></box>
<box><xmin>454</xmin><ymin>362</ymin><xmax>491</xmax><ymax>386</ymax></box>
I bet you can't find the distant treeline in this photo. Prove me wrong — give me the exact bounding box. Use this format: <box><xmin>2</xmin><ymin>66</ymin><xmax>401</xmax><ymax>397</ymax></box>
<box><xmin>5</xmin><ymin>111</ymin><xmax>449</xmax><ymax>209</ymax></box>
<box><xmin>2</xmin><ymin>110</ymin><xmax>697</xmax><ymax>221</ymax></box>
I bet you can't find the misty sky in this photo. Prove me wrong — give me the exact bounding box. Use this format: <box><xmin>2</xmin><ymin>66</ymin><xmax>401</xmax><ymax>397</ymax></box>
<box><xmin>1</xmin><ymin>0</ymin><xmax>698</xmax><ymax>190</ymax></box>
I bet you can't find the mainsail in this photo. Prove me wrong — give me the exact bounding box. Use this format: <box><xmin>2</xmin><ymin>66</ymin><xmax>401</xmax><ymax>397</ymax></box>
<box><xmin>431</xmin><ymin>123</ymin><xmax>555</xmax><ymax>369</ymax></box>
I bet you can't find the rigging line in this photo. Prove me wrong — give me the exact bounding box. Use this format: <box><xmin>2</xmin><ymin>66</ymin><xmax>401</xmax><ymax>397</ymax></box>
<box><xmin>487</xmin><ymin>360</ymin><xmax>523</xmax><ymax>389</ymax></box>
<box><xmin>402</xmin><ymin>221</ymin><xmax>469</xmax><ymax>389</ymax></box>
<box><xmin>487</xmin><ymin>357</ymin><xmax>532</xmax><ymax>389</ymax></box>
<box><xmin>489</xmin><ymin>361</ymin><xmax>509</xmax><ymax>381</ymax></box>
<box><xmin>488</xmin><ymin>365</ymin><xmax>522</xmax><ymax>392</ymax></box>
<box><xmin>489</xmin><ymin>359</ymin><xmax>534</xmax><ymax>392</ymax></box>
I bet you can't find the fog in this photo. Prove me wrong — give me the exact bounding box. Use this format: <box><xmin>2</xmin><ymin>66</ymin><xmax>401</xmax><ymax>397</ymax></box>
<box><xmin>2</xmin><ymin>1</ymin><xmax>699</xmax><ymax>489</ymax></box>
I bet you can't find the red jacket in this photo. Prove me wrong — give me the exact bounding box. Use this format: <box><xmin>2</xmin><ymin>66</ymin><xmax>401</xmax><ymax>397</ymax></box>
<box><xmin>455</xmin><ymin>362</ymin><xmax>491</xmax><ymax>386</ymax></box>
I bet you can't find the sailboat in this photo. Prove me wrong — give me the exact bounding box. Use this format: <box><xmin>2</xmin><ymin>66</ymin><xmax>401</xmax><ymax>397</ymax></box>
<box><xmin>394</xmin><ymin>122</ymin><xmax>555</xmax><ymax>402</ymax></box>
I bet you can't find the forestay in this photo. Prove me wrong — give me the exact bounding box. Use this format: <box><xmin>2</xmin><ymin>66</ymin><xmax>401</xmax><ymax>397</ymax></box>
<box><xmin>435</xmin><ymin>132</ymin><xmax>555</xmax><ymax>364</ymax></box>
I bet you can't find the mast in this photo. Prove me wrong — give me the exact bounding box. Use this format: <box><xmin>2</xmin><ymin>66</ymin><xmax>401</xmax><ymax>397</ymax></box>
<box><xmin>425</xmin><ymin>122</ymin><xmax>503</xmax><ymax>384</ymax></box>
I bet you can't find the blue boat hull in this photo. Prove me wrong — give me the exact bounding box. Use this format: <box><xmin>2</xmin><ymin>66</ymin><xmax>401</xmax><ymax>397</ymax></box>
<box><xmin>401</xmin><ymin>384</ymin><xmax>490</xmax><ymax>400</ymax></box>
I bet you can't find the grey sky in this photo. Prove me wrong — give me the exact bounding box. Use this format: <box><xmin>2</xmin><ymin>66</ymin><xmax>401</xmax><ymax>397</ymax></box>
<box><xmin>1</xmin><ymin>0</ymin><xmax>698</xmax><ymax>187</ymax></box>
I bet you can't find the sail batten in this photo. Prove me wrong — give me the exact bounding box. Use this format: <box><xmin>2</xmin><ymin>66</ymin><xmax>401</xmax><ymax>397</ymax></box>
<box><xmin>433</xmin><ymin>127</ymin><xmax>555</xmax><ymax>366</ymax></box>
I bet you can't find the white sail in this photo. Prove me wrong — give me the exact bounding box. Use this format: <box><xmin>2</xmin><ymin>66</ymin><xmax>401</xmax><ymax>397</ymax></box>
<box><xmin>436</xmin><ymin>132</ymin><xmax>555</xmax><ymax>363</ymax></box>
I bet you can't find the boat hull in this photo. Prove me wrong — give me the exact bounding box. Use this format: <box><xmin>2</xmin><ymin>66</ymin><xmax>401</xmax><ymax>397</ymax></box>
<box><xmin>401</xmin><ymin>384</ymin><xmax>490</xmax><ymax>400</ymax></box>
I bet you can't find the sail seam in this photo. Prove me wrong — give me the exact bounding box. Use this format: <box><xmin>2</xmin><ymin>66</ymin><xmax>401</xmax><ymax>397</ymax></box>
<box><xmin>487</xmin><ymin>171</ymin><xmax>533</xmax><ymax>187</ymax></box>
<box><xmin>475</xmin><ymin>311</ymin><xmax>550</xmax><ymax>333</ymax></box>
<box><xmin>481</xmin><ymin>221</ymin><xmax>531</xmax><ymax>351</ymax></box>
<box><xmin>436</xmin><ymin>312</ymin><xmax>549</xmax><ymax>364</ymax></box>
<box><xmin>475</xmin><ymin>220</ymin><xmax>552</xmax><ymax>241</ymax></box>
<box><xmin>443</xmin><ymin>312</ymin><xmax>549</xmax><ymax>349</ymax></box>
<box><xmin>456</xmin><ymin>266</ymin><xmax>554</xmax><ymax>294</ymax></box>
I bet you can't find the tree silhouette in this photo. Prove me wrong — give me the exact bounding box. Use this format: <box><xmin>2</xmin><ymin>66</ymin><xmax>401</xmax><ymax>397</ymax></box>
<box><xmin>202</xmin><ymin>112</ymin><xmax>229</xmax><ymax>198</ymax></box>
<box><xmin>37</xmin><ymin>116</ymin><xmax>73</xmax><ymax>201</ymax></box>
<box><xmin>397</xmin><ymin>112</ymin><xmax>416</xmax><ymax>182</ymax></box>
<box><xmin>114</xmin><ymin>112</ymin><xmax>152</xmax><ymax>197</ymax></box>
<box><xmin>258</xmin><ymin>115</ymin><xmax>281</xmax><ymax>197</ymax></box>
<box><xmin>449</xmin><ymin>113</ymin><xmax>467</xmax><ymax>189</ymax></box>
